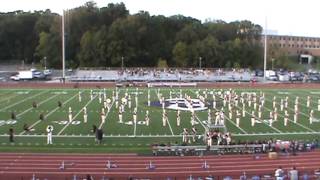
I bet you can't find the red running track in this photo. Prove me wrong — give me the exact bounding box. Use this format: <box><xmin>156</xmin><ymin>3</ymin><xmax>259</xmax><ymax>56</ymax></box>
<box><xmin>0</xmin><ymin>151</ymin><xmax>319</xmax><ymax>180</ymax></box>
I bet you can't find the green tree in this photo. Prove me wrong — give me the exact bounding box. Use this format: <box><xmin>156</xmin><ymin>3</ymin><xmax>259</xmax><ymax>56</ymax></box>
<box><xmin>172</xmin><ymin>41</ymin><xmax>188</xmax><ymax>67</ymax></box>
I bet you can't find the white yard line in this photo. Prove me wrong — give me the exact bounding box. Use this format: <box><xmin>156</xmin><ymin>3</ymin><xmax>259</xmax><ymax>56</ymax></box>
<box><xmin>166</xmin><ymin>116</ymin><xmax>174</xmax><ymax>135</ymax></box>
<box><xmin>263</xmin><ymin>99</ymin><xmax>316</xmax><ymax>133</ymax></box>
<box><xmin>153</xmin><ymin>89</ymin><xmax>174</xmax><ymax>135</ymax></box>
<box><xmin>194</xmin><ymin>114</ymin><xmax>206</xmax><ymax>130</ymax></box>
<box><xmin>0</xmin><ymin>93</ymin><xmax>20</xmax><ymax>104</ymax></box>
<box><xmin>4</xmin><ymin>131</ymin><xmax>320</xmax><ymax>138</ymax></box>
<box><xmin>0</xmin><ymin>90</ymin><xmax>48</xmax><ymax>112</ymax></box>
<box><xmin>232</xmin><ymin>104</ymin><xmax>282</xmax><ymax>133</ymax></box>
<box><xmin>99</xmin><ymin>99</ymin><xmax>115</xmax><ymax>129</ymax></box>
<box><xmin>19</xmin><ymin>93</ymin><xmax>78</xmax><ymax>135</ymax></box>
<box><xmin>58</xmin><ymin>93</ymin><xmax>96</xmax><ymax>135</ymax></box>
<box><xmin>189</xmin><ymin>89</ymin><xmax>247</xmax><ymax>134</ymax></box>
<box><xmin>14</xmin><ymin>94</ymin><xmax>59</xmax><ymax>119</ymax></box>
<box><xmin>213</xmin><ymin>106</ymin><xmax>248</xmax><ymax>134</ymax></box>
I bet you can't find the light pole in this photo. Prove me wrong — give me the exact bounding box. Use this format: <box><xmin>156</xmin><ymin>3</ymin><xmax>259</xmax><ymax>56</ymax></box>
<box><xmin>263</xmin><ymin>17</ymin><xmax>268</xmax><ymax>81</ymax></box>
<box><xmin>121</xmin><ymin>56</ymin><xmax>124</xmax><ymax>70</ymax></box>
<box><xmin>271</xmin><ymin>58</ymin><xmax>274</xmax><ymax>70</ymax></box>
<box><xmin>199</xmin><ymin>57</ymin><xmax>202</xmax><ymax>69</ymax></box>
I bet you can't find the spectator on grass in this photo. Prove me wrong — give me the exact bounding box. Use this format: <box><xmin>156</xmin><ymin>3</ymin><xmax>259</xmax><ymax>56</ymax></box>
<box><xmin>288</xmin><ymin>166</ymin><xmax>298</xmax><ymax>180</ymax></box>
<box><xmin>9</xmin><ymin>128</ymin><xmax>14</xmax><ymax>143</ymax></box>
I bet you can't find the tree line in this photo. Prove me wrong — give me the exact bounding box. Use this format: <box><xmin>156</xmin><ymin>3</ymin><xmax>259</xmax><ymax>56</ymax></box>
<box><xmin>0</xmin><ymin>1</ymin><xmax>264</xmax><ymax>68</ymax></box>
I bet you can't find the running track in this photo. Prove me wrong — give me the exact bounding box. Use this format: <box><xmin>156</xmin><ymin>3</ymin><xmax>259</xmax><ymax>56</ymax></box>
<box><xmin>0</xmin><ymin>151</ymin><xmax>319</xmax><ymax>180</ymax></box>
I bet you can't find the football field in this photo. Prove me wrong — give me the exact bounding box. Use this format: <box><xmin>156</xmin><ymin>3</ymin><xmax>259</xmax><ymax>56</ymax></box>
<box><xmin>0</xmin><ymin>87</ymin><xmax>319</xmax><ymax>153</ymax></box>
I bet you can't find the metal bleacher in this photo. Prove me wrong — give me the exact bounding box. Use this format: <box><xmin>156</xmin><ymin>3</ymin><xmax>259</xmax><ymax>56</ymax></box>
<box><xmin>69</xmin><ymin>69</ymin><xmax>253</xmax><ymax>82</ymax></box>
<box><xmin>153</xmin><ymin>144</ymin><xmax>264</xmax><ymax>156</ymax></box>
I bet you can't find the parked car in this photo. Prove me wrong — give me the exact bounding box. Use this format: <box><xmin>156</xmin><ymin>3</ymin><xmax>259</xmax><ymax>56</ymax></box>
<box><xmin>255</xmin><ymin>69</ymin><xmax>264</xmax><ymax>77</ymax></box>
<box><xmin>43</xmin><ymin>69</ymin><xmax>52</xmax><ymax>76</ymax></box>
<box><xmin>267</xmin><ymin>75</ymin><xmax>278</xmax><ymax>81</ymax></box>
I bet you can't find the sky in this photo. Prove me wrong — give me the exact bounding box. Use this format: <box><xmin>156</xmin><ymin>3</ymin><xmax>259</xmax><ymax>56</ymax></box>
<box><xmin>1</xmin><ymin>0</ymin><xmax>319</xmax><ymax>37</ymax></box>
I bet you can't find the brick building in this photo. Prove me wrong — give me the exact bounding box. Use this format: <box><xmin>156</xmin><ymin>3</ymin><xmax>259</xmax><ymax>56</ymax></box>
<box><xmin>261</xmin><ymin>35</ymin><xmax>320</xmax><ymax>63</ymax></box>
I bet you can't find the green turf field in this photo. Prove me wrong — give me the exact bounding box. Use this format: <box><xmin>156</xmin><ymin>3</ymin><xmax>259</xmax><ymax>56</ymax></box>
<box><xmin>0</xmin><ymin>87</ymin><xmax>319</xmax><ymax>153</ymax></box>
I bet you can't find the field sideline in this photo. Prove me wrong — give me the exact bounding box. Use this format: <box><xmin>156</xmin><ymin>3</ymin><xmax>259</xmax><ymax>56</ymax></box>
<box><xmin>0</xmin><ymin>87</ymin><xmax>320</xmax><ymax>153</ymax></box>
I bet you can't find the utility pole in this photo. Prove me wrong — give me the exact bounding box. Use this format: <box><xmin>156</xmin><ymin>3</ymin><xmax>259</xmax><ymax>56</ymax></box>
<box><xmin>263</xmin><ymin>17</ymin><xmax>268</xmax><ymax>82</ymax></box>
<box><xmin>62</xmin><ymin>10</ymin><xmax>66</xmax><ymax>82</ymax></box>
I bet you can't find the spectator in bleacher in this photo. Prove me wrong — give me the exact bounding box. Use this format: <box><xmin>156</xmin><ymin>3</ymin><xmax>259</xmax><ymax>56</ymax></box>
<box><xmin>288</xmin><ymin>166</ymin><xmax>298</xmax><ymax>180</ymax></box>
